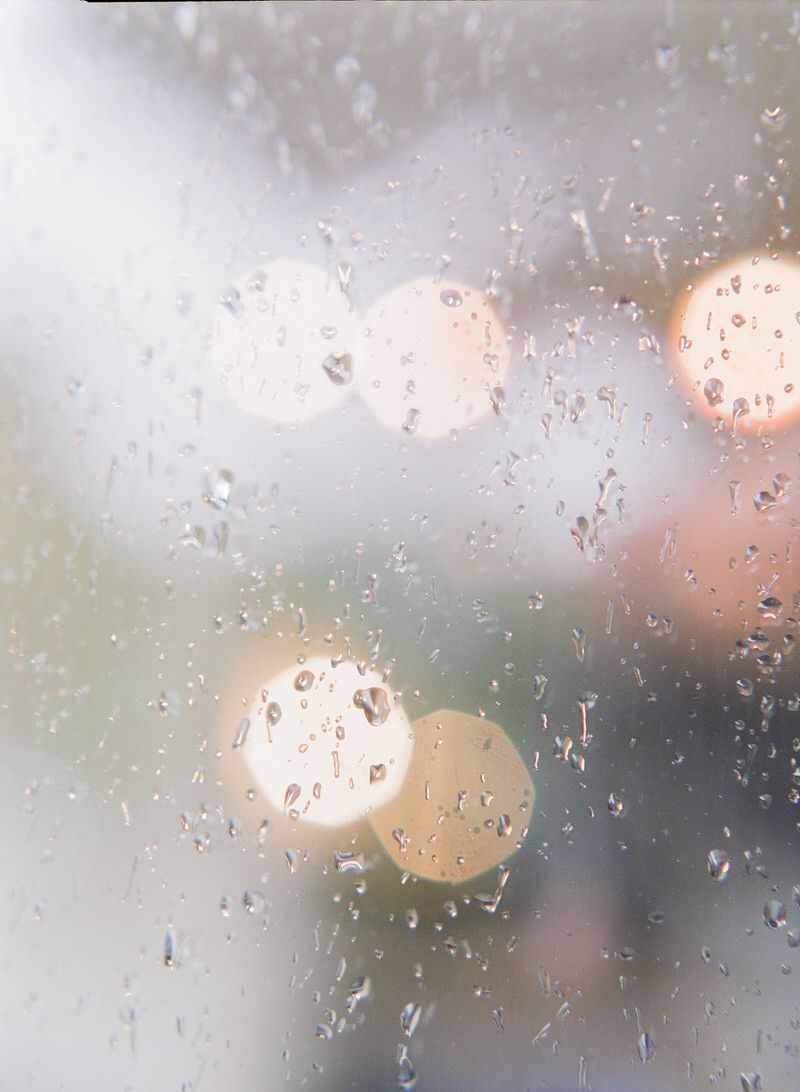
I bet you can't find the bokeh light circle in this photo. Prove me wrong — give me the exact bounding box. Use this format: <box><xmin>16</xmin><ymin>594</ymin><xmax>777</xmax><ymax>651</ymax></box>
<box><xmin>670</xmin><ymin>252</ymin><xmax>800</xmax><ymax>428</ymax></box>
<box><xmin>210</xmin><ymin>260</ymin><xmax>357</xmax><ymax>424</ymax></box>
<box><xmin>357</xmin><ymin>278</ymin><xmax>510</xmax><ymax>439</ymax></box>
<box><xmin>369</xmin><ymin>708</ymin><xmax>533</xmax><ymax>883</ymax></box>
<box><xmin>242</xmin><ymin>656</ymin><xmax>413</xmax><ymax>828</ymax></box>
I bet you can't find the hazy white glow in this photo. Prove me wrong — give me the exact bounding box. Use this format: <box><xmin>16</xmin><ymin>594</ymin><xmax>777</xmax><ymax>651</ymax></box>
<box><xmin>242</xmin><ymin>656</ymin><xmax>413</xmax><ymax>828</ymax></box>
<box><xmin>369</xmin><ymin>708</ymin><xmax>533</xmax><ymax>883</ymax></box>
<box><xmin>210</xmin><ymin>260</ymin><xmax>357</xmax><ymax>423</ymax></box>
<box><xmin>671</xmin><ymin>252</ymin><xmax>800</xmax><ymax>427</ymax></box>
<box><xmin>357</xmin><ymin>278</ymin><xmax>510</xmax><ymax>439</ymax></box>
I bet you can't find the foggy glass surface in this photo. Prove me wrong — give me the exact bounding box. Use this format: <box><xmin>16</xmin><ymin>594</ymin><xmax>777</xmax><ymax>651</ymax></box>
<box><xmin>1</xmin><ymin>3</ymin><xmax>799</xmax><ymax>1089</ymax></box>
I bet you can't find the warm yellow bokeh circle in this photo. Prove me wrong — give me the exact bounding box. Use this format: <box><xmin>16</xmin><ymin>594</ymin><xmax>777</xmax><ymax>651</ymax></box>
<box><xmin>671</xmin><ymin>252</ymin><xmax>800</xmax><ymax>427</ymax></box>
<box><xmin>356</xmin><ymin>278</ymin><xmax>510</xmax><ymax>440</ymax></box>
<box><xmin>369</xmin><ymin>708</ymin><xmax>533</xmax><ymax>883</ymax></box>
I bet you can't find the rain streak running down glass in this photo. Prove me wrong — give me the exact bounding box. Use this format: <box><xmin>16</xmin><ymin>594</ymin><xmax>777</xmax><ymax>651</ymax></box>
<box><xmin>2</xmin><ymin>2</ymin><xmax>800</xmax><ymax>1089</ymax></box>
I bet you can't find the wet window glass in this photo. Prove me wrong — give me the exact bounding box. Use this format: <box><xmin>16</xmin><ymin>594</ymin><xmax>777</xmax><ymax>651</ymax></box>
<box><xmin>2</xmin><ymin>2</ymin><xmax>799</xmax><ymax>1088</ymax></box>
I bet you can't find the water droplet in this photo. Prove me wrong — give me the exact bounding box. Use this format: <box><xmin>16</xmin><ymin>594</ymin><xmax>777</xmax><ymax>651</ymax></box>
<box><xmin>496</xmin><ymin>813</ymin><xmax>512</xmax><ymax>838</ymax></box>
<box><xmin>266</xmin><ymin>702</ymin><xmax>282</xmax><ymax>727</ymax></box>
<box><xmin>773</xmin><ymin>472</ymin><xmax>791</xmax><ymax>497</ymax></box>
<box><xmin>490</xmin><ymin>385</ymin><xmax>505</xmax><ymax>415</ymax></box>
<box><xmin>532</xmin><ymin>674</ymin><xmax>548</xmax><ymax>700</ymax></box>
<box><xmin>220</xmin><ymin>285</ymin><xmax>244</xmax><ymax>318</ymax></box>
<box><xmin>571</xmin><ymin>516</ymin><xmax>590</xmax><ymax>553</ymax></box>
<box><xmin>392</xmin><ymin>827</ymin><xmax>409</xmax><ymax>853</ymax></box>
<box><xmin>571</xmin><ymin>627</ymin><xmax>587</xmax><ymax>663</ymax></box>
<box><xmin>353</xmin><ymin>687</ymin><xmax>390</xmax><ymax>726</ymax></box>
<box><xmin>754</xmin><ymin>491</ymin><xmax>777</xmax><ymax>512</ymax></box>
<box><xmin>707</xmin><ymin>849</ymin><xmax>731</xmax><ymax>882</ymax></box>
<box><xmin>370</xmin><ymin>763</ymin><xmax>387</xmax><ymax>784</ymax></box>
<box><xmin>570</xmin><ymin>392</ymin><xmax>587</xmax><ymax>422</ymax></box>
<box><xmin>553</xmin><ymin>735</ymin><xmax>573</xmax><ymax>762</ymax></box>
<box><xmin>655</xmin><ymin>43</ymin><xmax>680</xmax><ymax>74</ymax></box>
<box><xmin>608</xmin><ymin>793</ymin><xmax>625</xmax><ymax>817</ymax></box>
<box><xmin>346</xmin><ymin>975</ymin><xmax>371</xmax><ymax>1012</ymax></box>
<box><xmin>283</xmin><ymin>783</ymin><xmax>301</xmax><ymax>813</ymax></box>
<box><xmin>740</xmin><ymin>1072</ymin><xmax>763</xmax><ymax>1092</ymax></box>
<box><xmin>396</xmin><ymin>1047</ymin><xmax>416</xmax><ymax>1089</ymax></box>
<box><xmin>703</xmin><ymin>377</ymin><xmax>725</xmax><ymax>407</ymax></box>
<box><xmin>787</xmin><ymin>928</ymin><xmax>800</xmax><ymax>949</ymax></box>
<box><xmin>637</xmin><ymin>1030</ymin><xmax>656</xmax><ymax>1064</ymax></box>
<box><xmin>205</xmin><ymin>469</ymin><xmax>233</xmax><ymax>510</ymax></box>
<box><xmin>232</xmin><ymin>718</ymin><xmax>251</xmax><ymax>749</ymax></box>
<box><xmin>761</xmin><ymin>105</ymin><xmax>787</xmax><ymax>132</ymax></box>
<box><xmin>402</xmin><ymin>408</ymin><xmax>422</xmax><ymax>435</ymax></box>
<box><xmin>333</xmin><ymin>850</ymin><xmax>365</xmax><ymax>873</ymax></box>
<box><xmin>757</xmin><ymin>596</ymin><xmax>782</xmax><ymax>620</ymax></box>
<box><xmin>764</xmin><ymin>899</ymin><xmax>787</xmax><ymax>929</ymax></box>
<box><xmin>284</xmin><ymin>848</ymin><xmax>298</xmax><ymax>873</ymax></box>
<box><xmin>294</xmin><ymin>669</ymin><xmax>315</xmax><ymax>692</ymax></box>
<box><xmin>400</xmin><ymin>1001</ymin><xmax>421</xmax><ymax>1037</ymax></box>
<box><xmin>322</xmin><ymin>352</ymin><xmax>354</xmax><ymax>386</ymax></box>
<box><xmin>241</xmin><ymin>889</ymin><xmax>265</xmax><ymax>915</ymax></box>
<box><xmin>439</xmin><ymin>288</ymin><xmax>463</xmax><ymax>308</ymax></box>
<box><xmin>164</xmin><ymin>926</ymin><xmax>177</xmax><ymax>967</ymax></box>
<box><xmin>732</xmin><ymin>397</ymin><xmax>750</xmax><ymax>430</ymax></box>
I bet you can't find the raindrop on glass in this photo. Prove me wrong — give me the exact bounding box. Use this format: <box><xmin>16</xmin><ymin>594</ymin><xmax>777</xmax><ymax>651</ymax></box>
<box><xmin>322</xmin><ymin>352</ymin><xmax>354</xmax><ymax>386</ymax></box>
<box><xmin>294</xmin><ymin>669</ymin><xmax>315</xmax><ymax>692</ymax></box>
<box><xmin>763</xmin><ymin>899</ymin><xmax>787</xmax><ymax>929</ymax></box>
<box><xmin>353</xmin><ymin>687</ymin><xmax>391</xmax><ymax>726</ymax></box>
<box><xmin>707</xmin><ymin>849</ymin><xmax>731</xmax><ymax>882</ymax></box>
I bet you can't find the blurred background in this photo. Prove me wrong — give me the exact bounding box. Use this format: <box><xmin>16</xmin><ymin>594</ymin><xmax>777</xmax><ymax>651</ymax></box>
<box><xmin>1</xmin><ymin>2</ymin><xmax>799</xmax><ymax>1088</ymax></box>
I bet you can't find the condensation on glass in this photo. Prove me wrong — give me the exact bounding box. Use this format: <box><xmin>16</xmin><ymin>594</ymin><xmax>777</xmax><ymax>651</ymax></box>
<box><xmin>1</xmin><ymin>2</ymin><xmax>798</xmax><ymax>1089</ymax></box>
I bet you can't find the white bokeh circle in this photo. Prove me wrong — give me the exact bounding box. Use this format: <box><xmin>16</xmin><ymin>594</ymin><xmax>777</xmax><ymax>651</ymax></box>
<box><xmin>242</xmin><ymin>655</ymin><xmax>414</xmax><ymax>828</ymax></box>
<box><xmin>210</xmin><ymin>259</ymin><xmax>358</xmax><ymax>424</ymax></box>
<box><xmin>671</xmin><ymin>252</ymin><xmax>800</xmax><ymax>427</ymax></box>
<box><xmin>356</xmin><ymin>277</ymin><xmax>510</xmax><ymax>439</ymax></box>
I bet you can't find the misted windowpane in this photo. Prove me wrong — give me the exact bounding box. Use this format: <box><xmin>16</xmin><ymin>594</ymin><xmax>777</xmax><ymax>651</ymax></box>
<box><xmin>1</xmin><ymin>3</ymin><xmax>798</xmax><ymax>1089</ymax></box>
